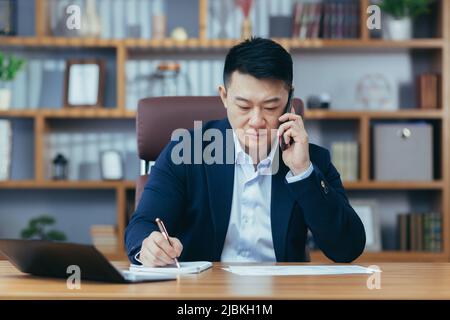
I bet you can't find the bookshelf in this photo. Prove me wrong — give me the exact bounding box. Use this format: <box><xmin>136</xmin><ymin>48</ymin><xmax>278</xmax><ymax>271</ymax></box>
<box><xmin>0</xmin><ymin>0</ymin><xmax>448</xmax><ymax>262</ymax></box>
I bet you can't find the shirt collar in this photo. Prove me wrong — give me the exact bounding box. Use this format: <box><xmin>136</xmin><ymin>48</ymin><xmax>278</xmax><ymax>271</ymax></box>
<box><xmin>232</xmin><ymin>130</ymin><xmax>279</xmax><ymax>169</ymax></box>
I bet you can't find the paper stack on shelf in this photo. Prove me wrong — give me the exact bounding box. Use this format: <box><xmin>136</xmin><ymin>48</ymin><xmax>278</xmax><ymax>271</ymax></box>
<box><xmin>90</xmin><ymin>225</ymin><xmax>119</xmax><ymax>254</ymax></box>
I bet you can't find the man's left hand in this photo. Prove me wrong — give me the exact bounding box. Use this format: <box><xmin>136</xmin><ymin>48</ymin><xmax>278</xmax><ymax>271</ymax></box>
<box><xmin>278</xmin><ymin>110</ymin><xmax>311</xmax><ymax>175</ymax></box>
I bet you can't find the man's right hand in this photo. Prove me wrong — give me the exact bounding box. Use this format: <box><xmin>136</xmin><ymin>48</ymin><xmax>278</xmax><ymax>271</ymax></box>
<box><xmin>139</xmin><ymin>231</ymin><xmax>183</xmax><ymax>267</ymax></box>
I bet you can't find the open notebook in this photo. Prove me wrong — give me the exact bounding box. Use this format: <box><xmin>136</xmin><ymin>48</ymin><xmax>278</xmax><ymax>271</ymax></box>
<box><xmin>129</xmin><ymin>261</ymin><xmax>213</xmax><ymax>274</ymax></box>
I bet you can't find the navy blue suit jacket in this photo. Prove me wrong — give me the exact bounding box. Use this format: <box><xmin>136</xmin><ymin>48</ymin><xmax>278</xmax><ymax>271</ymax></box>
<box><xmin>125</xmin><ymin>118</ymin><xmax>366</xmax><ymax>263</ymax></box>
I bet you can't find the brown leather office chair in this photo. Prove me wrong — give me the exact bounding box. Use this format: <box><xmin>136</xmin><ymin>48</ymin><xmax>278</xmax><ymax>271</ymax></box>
<box><xmin>135</xmin><ymin>95</ymin><xmax>309</xmax><ymax>260</ymax></box>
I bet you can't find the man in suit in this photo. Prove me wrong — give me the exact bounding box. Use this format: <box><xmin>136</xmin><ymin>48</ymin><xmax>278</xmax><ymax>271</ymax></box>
<box><xmin>125</xmin><ymin>37</ymin><xmax>366</xmax><ymax>266</ymax></box>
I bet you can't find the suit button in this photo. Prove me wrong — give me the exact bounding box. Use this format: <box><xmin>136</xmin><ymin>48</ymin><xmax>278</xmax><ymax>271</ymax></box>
<box><xmin>321</xmin><ymin>180</ymin><xmax>329</xmax><ymax>194</ymax></box>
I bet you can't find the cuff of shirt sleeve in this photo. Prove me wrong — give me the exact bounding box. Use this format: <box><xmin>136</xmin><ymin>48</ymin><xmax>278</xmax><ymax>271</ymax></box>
<box><xmin>134</xmin><ymin>250</ymin><xmax>143</xmax><ymax>265</ymax></box>
<box><xmin>285</xmin><ymin>162</ymin><xmax>314</xmax><ymax>183</ymax></box>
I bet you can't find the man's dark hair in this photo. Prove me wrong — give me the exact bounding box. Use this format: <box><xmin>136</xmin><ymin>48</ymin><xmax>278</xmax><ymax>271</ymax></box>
<box><xmin>223</xmin><ymin>37</ymin><xmax>293</xmax><ymax>89</ymax></box>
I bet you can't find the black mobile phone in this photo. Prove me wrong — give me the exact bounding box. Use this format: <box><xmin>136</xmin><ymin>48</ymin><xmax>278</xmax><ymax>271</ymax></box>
<box><xmin>279</xmin><ymin>88</ymin><xmax>294</xmax><ymax>151</ymax></box>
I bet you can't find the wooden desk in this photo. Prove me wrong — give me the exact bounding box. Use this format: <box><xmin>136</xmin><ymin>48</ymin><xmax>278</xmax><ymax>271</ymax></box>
<box><xmin>1</xmin><ymin>261</ymin><xmax>450</xmax><ymax>300</ymax></box>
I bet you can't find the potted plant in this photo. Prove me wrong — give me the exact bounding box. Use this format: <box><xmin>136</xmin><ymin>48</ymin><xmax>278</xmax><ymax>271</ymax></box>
<box><xmin>380</xmin><ymin>0</ymin><xmax>432</xmax><ymax>40</ymax></box>
<box><xmin>21</xmin><ymin>215</ymin><xmax>67</xmax><ymax>241</ymax></box>
<box><xmin>0</xmin><ymin>52</ymin><xmax>25</xmax><ymax>110</ymax></box>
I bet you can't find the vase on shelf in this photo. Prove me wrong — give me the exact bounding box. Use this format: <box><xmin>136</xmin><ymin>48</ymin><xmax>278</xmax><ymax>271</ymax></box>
<box><xmin>241</xmin><ymin>17</ymin><xmax>252</xmax><ymax>40</ymax></box>
<box><xmin>209</xmin><ymin>0</ymin><xmax>233</xmax><ymax>39</ymax></box>
<box><xmin>152</xmin><ymin>0</ymin><xmax>167</xmax><ymax>39</ymax></box>
<box><xmin>382</xmin><ymin>15</ymin><xmax>412</xmax><ymax>41</ymax></box>
<box><xmin>0</xmin><ymin>83</ymin><xmax>11</xmax><ymax>110</ymax></box>
<box><xmin>81</xmin><ymin>0</ymin><xmax>102</xmax><ymax>37</ymax></box>
<box><xmin>235</xmin><ymin>0</ymin><xmax>253</xmax><ymax>39</ymax></box>
<box><xmin>148</xmin><ymin>61</ymin><xmax>192</xmax><ymax>97</ymax></box>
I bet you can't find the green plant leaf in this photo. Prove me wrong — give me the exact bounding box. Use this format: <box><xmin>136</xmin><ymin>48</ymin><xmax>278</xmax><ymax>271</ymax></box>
<box><xmin>21</xmin><ymin>215</ymin><xmax>65</xmax><ymax>241</ymax></box>
<box><xmin>46</xmin><ymin>230</ymin><xmax>67</xmax><ymax>241</ymax></box>
<box><xmin>29</xmin><ymin>218</ymin><xmax>40</xmax><ymax>229</ymax></box>
<box><xmin>380</xmin><ymin>0</ymin><xmax>432</xmax><ymax>19</ymax></box>
<box><xmin>0</xmin><ymin>52</ymin><xmax>4</xmax><ymax>81</ymax></box>
<box><xmin>21</xmin><ymin>228</ymin><xmax>36</xmax><ymax>239</ymax></box>
<box><xmin>36</xmin><ymin>215</ymin><xmax>55</xmax><ymax>225</ymax></box>
<box><xmin>0</xmin><ymin>51</ymin><xmax>25</xmax><ymax>82</ymax></box>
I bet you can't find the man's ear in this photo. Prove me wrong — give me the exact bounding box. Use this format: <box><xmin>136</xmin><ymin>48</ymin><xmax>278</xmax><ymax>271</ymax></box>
<box><xmin>218</xmin><ymin>85</ymin><xmax>228</xmax><ymax>109</ymax></box>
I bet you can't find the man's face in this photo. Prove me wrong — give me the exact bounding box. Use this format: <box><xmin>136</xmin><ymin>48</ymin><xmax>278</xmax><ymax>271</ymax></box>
<box><xmin>219</xmin><ymin>71</ymin><xmax>290</xmax><ymax>160</ymax></box>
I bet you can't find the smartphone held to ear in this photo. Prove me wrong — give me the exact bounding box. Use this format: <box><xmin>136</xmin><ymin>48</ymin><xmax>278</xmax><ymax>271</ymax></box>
<box><xmin>279</xmin><ymin>88</ymin><xmax>295</xmax><ymax>151</ymax></box>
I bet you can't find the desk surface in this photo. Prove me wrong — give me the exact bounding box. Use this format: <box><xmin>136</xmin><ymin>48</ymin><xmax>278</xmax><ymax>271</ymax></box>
<box><xmin>1</xmin><ymin>261</ymin><xmax>450</xmax><ymax>300</ymax></box>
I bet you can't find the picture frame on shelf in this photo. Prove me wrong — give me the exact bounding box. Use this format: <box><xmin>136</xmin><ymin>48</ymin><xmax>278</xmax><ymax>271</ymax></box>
<box><xmin>63</xmin><ymin>59</ymin><xmax>105</xmax><ymax>108</ymax></box>
<box><xmin>100</xmin><ymin>150</ymin><xmax>124</xmax><ymax>181</ymax></box>
<box><xmin>350</xmin><ymin>200</ymin><xmax>382</xmax><ymax>252</ymax></box>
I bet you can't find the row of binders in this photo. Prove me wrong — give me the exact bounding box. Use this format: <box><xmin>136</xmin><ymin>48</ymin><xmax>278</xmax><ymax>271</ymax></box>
<box><xmin>292</xmin><ymin>1</ymin><xmax>360</xmax><ymax>39</ymax></box>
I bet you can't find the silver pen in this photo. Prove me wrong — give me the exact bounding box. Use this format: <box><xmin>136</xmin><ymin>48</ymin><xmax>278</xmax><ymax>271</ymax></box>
<box><xmin>155</xmin><ymin>218</ymin><xmax>181</xmax><ymax>268</ymax></box>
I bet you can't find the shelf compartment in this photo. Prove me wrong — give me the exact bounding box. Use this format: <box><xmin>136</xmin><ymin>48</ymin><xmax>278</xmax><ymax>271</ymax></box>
<box><xmin>0</xmin><ymin>118</ymin><xmax>35</xmax><ymax>181</ymax></box>
<box><xmin>0</xmin><ymin>48</ymin><xmax>118</xmax><ymax>110</ymax></box>
<box><xmin>346</xmin><ymin>190</ymin><xmax>443</xmax><ymax>252</ymax></box>
<box><xmin>0</xmin><ymin>189</ymin><xmax>117</xmax><ymax>248</ymax></box>
<box><xmin>43</xmin><ymin>119</ymin><xmax>138</xmax><ymax>182</ymax></box>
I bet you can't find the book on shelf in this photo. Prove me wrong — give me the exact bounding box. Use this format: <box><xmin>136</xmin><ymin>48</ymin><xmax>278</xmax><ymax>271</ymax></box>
<box><xmin>28</xmin><ymin>59</ymin><xmax>43</xmax><ymax>109</ymax></box>
<box><xmin>0</xmin><ymin>120</ymin><xmax>12</xmax><ymax>181</ymax></box>
<box><xmin>292</xmin><ymin>2</ymin><xmax>303</xmax><ymax>38</ymax></box>
<box><xmin>331</xmin><ymin>141</ymin><xmax>358</xmax><ymax>182</ymax></box>
<box><xmin>12</xmin><ymin>56</ymin><xmax>27</xmax><ymax>109</ymax></box>
<box><xmin>417</xmin><ymin>73</ymin><xmax>439</xmax><ymax>109</ymax></box>
<box><xmin>396</xmin><ymin>212</ymin><xmax>442</xmax><ymax>252</ymax></box>
<box><xmin>292</xmin><ymin>1</ymin><xmax>359</xmax><ymax>40</ymax></box>
<box><xmin>99</xmin><ymin>0</ymin><xmax>111</xmax><ymax>39</ymax></box>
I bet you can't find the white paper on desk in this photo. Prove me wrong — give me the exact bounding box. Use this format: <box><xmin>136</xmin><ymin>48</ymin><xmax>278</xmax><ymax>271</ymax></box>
<box><xmin>129</xmin><ymin>261</ymin><xmax>212</xmax><ymax>274</ymax></box>
<box><xmin>223</xmin><ymin>265</ymin><xmax>380</xmax><ymax>276</ymax></box>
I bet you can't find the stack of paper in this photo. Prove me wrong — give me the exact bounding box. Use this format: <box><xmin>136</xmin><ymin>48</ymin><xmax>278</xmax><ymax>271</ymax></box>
<box><xmin>130</xmin><ymin>261</ymin><xmax>212</xmax><ymax>275</ymax></box>
<box><xmin>223</xmin><ymin>265</ymin><xmax>380</xmax><ymax>276</ymax></box>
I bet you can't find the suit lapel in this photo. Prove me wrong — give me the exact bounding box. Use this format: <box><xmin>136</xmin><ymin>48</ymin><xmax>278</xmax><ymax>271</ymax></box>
<box><xmin>204</xmin><ymin>119</ymin><xmax>235</xmax><ymax>260</ymax></box>
<box><xmin>270</xmin><ymin>151</ymin><xmax>296</xmax><ymax>262</ymax></box>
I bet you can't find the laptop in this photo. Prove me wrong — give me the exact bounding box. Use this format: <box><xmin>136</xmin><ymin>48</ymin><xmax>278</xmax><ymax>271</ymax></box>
<box><xmin>0</xmin><ymin>239</ymin><xmax>176</xmax><ymax>283</ymax></box>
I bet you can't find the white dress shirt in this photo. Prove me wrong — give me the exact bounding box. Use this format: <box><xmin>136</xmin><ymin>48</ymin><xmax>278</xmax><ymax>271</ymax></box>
<box><xmin>220</xmin><ymin>132</ymin><xmax>314</xmax><ymax>262</ymax></box>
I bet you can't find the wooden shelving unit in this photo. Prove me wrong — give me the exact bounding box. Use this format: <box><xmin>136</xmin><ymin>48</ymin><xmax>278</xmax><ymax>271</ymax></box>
<box><xmin>0</xmin><ymin>37</ymin><xmax>445</xmax><ymax>50</ymax></box>
<box><xmin>0</xmin><ymin>0</ymin><xmax>449</xmax><ymax>262</ymax></box>
<box><xmin>0</xmin><ymin>180</ymin><xmax>136</xmax><ymax>189</ymax></box>
<box><xmin>0</xmin><ymin>180</ymin><xmax>443</xmax><ymax>191</ymax></box>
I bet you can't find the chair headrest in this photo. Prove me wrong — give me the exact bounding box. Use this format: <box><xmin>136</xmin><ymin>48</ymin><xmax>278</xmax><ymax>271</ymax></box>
<box><xmin>136</xmin><ymin>96</ymin><xmax>304</xmax><ymax>161</ymax></box>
